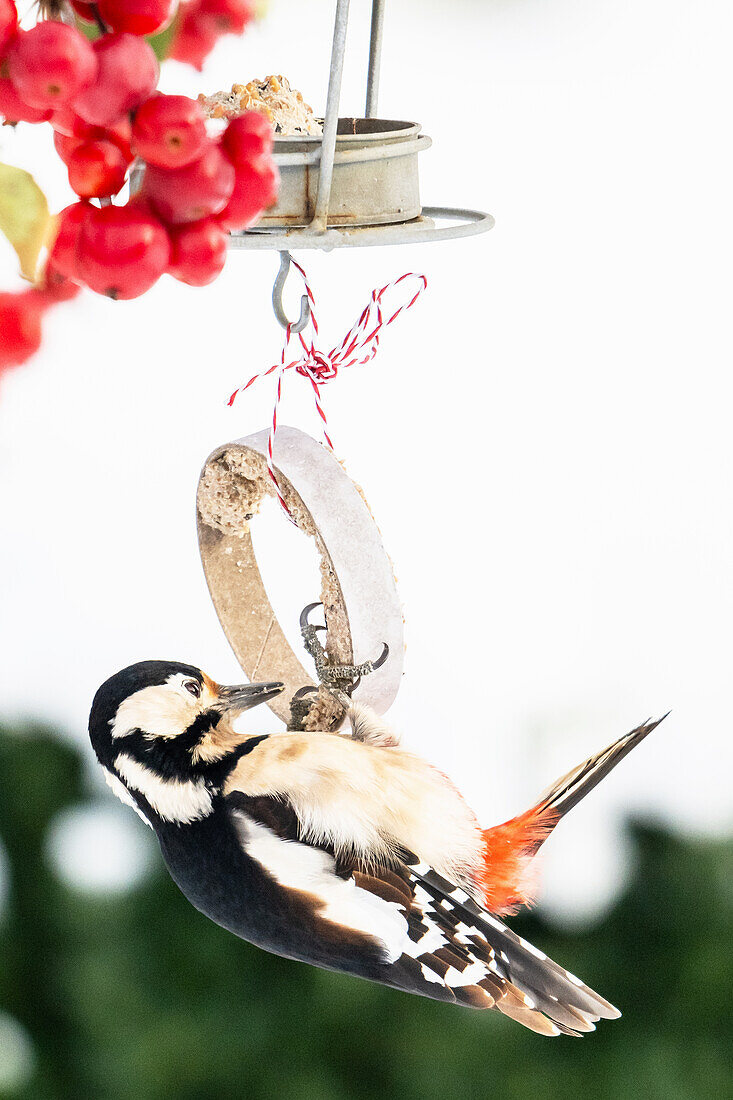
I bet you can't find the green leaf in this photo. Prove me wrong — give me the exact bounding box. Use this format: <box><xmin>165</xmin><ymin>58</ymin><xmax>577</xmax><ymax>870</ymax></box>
<box><xmin>74</xmin><ymin>18</ymin><xmax>101</xmax><ymax>43</ymax></box>
<box><xmin>148</xmin><ymin>17</ymin><xmax>177</xmax><ymax>62</ymax></box>
<box><xmin>0</xmin><ymin>163</ymin><xmax>53</xmax><ymax>282</ymax></box>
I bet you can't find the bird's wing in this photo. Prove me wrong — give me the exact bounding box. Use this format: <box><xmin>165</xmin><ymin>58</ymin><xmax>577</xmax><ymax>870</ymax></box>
<box><xmin>224</xmin><ymin>789</ymin><xmax>620</xmax><ymax>1036</ymax></box>
<box><xmin>401</xmin><ymin>860</ymin><xmax>621</xmax><ymax>1034</ymax></box>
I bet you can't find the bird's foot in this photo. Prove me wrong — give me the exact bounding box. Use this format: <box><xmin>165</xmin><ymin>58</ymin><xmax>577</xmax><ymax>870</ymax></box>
<box><xmin>299</xmin><ymin>602</ymin><xmax>389</xmax><ymax>702</ymax></box>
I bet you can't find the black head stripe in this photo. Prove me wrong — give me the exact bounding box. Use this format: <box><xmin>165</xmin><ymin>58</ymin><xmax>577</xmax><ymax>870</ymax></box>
<box><xmin>117</xmin><ymin>710</ymin><xmax>221</xmax><ymax>781</ymax></box>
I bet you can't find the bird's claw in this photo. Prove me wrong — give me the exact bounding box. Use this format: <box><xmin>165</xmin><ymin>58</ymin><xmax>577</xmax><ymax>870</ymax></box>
<box><xmin>299</xmin><ymin>603</ymin><xmax>326</xmax><ymax>633</ymax></box>
<box><xmin>371</xmin><ymin>642</ymin><xmax>390</xmax><ymax>671</ymax></box>
<box><xmin>291</xmin><ymin>685</ymin><xmax>319</xmax><ymax>702</ymax></box>
<box><xmin>298</xmin><ymin>602</ymin><xmax>389</xmax><ymax>699</ymax></box>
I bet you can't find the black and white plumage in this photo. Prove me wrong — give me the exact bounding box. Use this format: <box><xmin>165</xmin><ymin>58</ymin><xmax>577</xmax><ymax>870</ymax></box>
<box><xmin>89</xmin><ymin>661</ymin><xmax>661</xmax><ymax>1037</ymax></box>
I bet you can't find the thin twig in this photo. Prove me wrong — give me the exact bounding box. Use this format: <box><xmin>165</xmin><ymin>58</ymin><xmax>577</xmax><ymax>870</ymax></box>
<box><xmin>89</xmin><ymin>3</ymin><xmax>108</xmax><ymax>35</ymax></box>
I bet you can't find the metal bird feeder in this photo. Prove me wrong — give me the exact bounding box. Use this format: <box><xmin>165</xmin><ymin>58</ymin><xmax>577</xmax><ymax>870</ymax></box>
<box><xmin>229</xmin><ymin>0</ymin><xmax>494</xmax><ymax>327</ymax></box>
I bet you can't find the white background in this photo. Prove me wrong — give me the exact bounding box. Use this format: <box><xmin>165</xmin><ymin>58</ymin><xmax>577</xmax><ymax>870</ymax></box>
<box><xmin>1</xmin><ymin>0</ymin><xmax>731</xmax><ymax>921</ymax></box>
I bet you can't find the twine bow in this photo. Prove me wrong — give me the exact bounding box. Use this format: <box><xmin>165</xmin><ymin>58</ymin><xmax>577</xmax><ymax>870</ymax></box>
<box><xmin>228</xmin><ymin>258</ymin><xmax>427</xmax><ymax>520</ymax></box>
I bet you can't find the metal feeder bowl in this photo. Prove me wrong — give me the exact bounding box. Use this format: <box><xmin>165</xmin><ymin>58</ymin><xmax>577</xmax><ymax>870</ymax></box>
<box><xmin>261</xmin><ymin>118</ymin><xmax>431</xmax><ymax>228</ymax></box>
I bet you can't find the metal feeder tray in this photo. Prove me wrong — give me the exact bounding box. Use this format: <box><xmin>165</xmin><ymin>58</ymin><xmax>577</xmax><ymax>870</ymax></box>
<box><xmin>229</xmin><ymin>0</ymin><xmax>494</xmax><ymax>260</ymax></box>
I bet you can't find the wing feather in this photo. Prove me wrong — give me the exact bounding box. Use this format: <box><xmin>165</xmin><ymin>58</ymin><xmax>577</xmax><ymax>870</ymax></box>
<box><xmin>406</xmin><ymin>864</ymin><xmax>619</xmax><ymax>1026</ymax></box>
<box><xmin>225</xmin><ymin>790</ymin><xmax>619</xmax><ymax>1036</ymax></box>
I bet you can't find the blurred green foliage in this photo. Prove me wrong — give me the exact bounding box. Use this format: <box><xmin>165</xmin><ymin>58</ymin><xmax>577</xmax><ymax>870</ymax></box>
<box><xmin>0</xmin><ymin>722</ymin><xmax>731</xmax><ymax>1100</ymax></box>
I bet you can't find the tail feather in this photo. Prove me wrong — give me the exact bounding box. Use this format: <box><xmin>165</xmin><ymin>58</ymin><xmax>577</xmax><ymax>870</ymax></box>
<box><xmin>533</xmin><ymin>715</ymin><xmax>668</xmax><ymax>827</ymax></box>
<box><xmin>477</xmin><ymin>715</ymin><xmax>667</xmax><ymax>914</ymax></box>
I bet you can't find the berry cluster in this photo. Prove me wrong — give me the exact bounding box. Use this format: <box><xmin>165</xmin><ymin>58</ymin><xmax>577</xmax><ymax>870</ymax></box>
<box><xmin>52</xmin><ymin>102</ymin><xmax>277</xmax><ymax>297</ymax></box>
<box><xmin>0</xmin><ymin>0</ymin><xmax>277</xmax><ymax>375</ymax></box>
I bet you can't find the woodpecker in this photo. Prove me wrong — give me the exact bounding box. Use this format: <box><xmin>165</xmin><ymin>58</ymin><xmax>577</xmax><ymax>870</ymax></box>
<box><xmin>89</xmin><ymin>650</ymin><xmax>664</xmax><ymax>1037</ymax></box>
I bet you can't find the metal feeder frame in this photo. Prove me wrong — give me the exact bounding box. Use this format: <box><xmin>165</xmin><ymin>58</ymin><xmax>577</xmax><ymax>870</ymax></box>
<box><xmin>228</xmin><ymin>0</ymin><xmax>494</xmax><ymax>331</ymax></box>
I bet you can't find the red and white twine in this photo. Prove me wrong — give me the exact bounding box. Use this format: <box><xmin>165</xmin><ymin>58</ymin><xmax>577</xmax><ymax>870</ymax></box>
<box><xmin>228</xmin><ymin>258</ymin><xmax>427</xmax><ymax>520</ymax></box>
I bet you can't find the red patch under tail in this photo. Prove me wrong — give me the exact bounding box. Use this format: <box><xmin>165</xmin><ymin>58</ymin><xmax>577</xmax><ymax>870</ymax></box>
<box><xmin>477</xmin><ymin>805</ymin><xmax>559</xmax><ymax>916</ymax></box>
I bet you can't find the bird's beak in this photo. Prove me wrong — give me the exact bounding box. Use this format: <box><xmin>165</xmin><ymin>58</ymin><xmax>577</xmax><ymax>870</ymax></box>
<box><xmin>217</xmin><ymin>681</ymin><xmax>284</xmax><ymax>713</ymax></box>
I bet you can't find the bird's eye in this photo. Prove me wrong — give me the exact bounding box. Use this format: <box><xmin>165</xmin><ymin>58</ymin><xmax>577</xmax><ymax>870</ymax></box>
<box><xmin>184</xmin><ymin>680</ymin><xmax>201</xmax><ymax>698</ymax></box>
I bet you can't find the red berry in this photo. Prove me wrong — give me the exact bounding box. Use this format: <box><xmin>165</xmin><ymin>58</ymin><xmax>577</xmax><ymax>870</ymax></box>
<box><xmin>8</xmin><ymin>23</ymin><xmax>97</xmax><ymax>110</ymax></box>
<box><xmin>69</xmin><ymin>0</ymin><xmax>96</xmax><ymax>20</ymax></box>
<box><xmin>142</xmin><ymin>141</ymin><xmax>235</xmax><ymax>224</ymax></box>
<box><xmin>104</xmin><ymin>116</ymin><xmax>134</xmax><ymax>162</ymax></box>
<box><xmin>54</xmin><ymin>116</ymin><xmax>133</xmax><ymax>164</ymax></box>
<box><xmin>168</xmin><ymin>217</ymin><xmax>227</xmax><ymax>286</ymax></box>
<box><xmin>217</xmin><ymin>157</ymin><xmax>279</xmax><ymax>231</ymax></box>
<box><xmin>50</xmin><ymin>102</ymin><xmax>89</xmax><ymax>137</ymax></box>
<box><xmin>222</xmin><ymin>111</ymin><xmax>273</xmax><ymax>165</ymax></box>
<box><xmin>0</xmin><ymin>73</ymin><xmax>52</xmax><ymax>124</ymax></box>
<box><xmin>167</xmin><ymin>12</ymin><xmax>219</xmax><ymax>71</ymax></box>
<box><xmin>97</xmin><ymin>0</ymin><xmax>175</xmax><ymax>37</ymax></box>
<box><xmin>73</xmin><ymin>33</ymin><xmax>158</xmax><ymax>128</ymax></box>
<box><xmin>39</xmin><ymin>262</ymin><xmax>82</xmax><ymax>302</ymax></box>
<box><xmin>76</xmin><ymin>202</ymin><xmax>170</xmax><ymax>299</ymax></box>
<box><xmin>0</xmin><ymin>290</ymin><xmax>44</xmax><ymax>373</ymax></box>
<box><xmin>48</xmin><ymin>201</ymin><xmax>91</xmax><ymax>281</ymax></box>
<box><xmin>53</xmin><ymin>128</ymin><xmax>82</xmax><ymax>164</ymax></box>
<box><xmin>197</xmin><ymin>0</ymin><xmax>254</xmax><ymax>35</ymax></box>
<box><xmin>67</xmin><ymin>140</ymin><xmax>128</xmax><ymax>198</ymax></box>
<box><xmin>52</xmin><ymin>108</ymin><xmax>104</xmax><ymax>149</ymax></box>
<box><xmin>131</xmin><ymin>94</ymin><xmax>208</xmax><ymax>169</ymax></box>
<box><xmin>0</xmin><ymin>0</ymin><xmax>18</xmax><ymax>55</ymax></box>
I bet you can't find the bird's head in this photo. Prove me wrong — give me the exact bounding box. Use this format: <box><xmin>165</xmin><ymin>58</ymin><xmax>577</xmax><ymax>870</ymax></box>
<box><xmin>89</xmin><ymin>660</ymin><xmax>283</xmax><ymax>825</ymax></box>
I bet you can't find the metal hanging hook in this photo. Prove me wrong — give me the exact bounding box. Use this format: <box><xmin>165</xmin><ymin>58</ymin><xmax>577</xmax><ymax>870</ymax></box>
<box><xmin>272</xmin><ymin>251</ymin><xmax>311</xmax><ymax>333</ymax></box>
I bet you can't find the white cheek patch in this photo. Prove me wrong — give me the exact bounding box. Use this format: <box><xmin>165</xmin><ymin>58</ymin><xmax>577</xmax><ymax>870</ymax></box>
<box><xmin>234</xmin><ymin>815</ymin><xmax>408</xmax><ymax>964</ymax></box>
<box><xmin>110</xmin><ymin>680</ymin><xmax>196</xmax><ymax>740</ymax></box>
<box><xmin>114</xmin><ymin>753</ymin><xmax>213</xmax><ymax>824</ymax></box>
<box><xmin>102</xmin><ymin>767</ymin><xmax>154</xmax><ymax>830</ymax></box>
